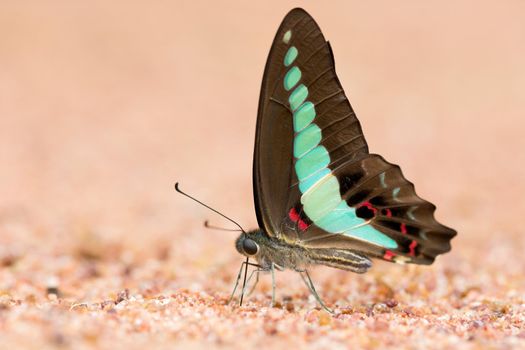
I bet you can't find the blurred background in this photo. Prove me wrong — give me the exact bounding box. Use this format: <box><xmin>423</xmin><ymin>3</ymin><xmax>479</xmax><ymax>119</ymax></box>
<box><xmin>1</xmin><ymin>0</ymin><xmax>524</xmax><ymax>259</ymax></box>
<box><xmin>0</xmin><ymin>0</ymin><xmax>524</xmax><ymax>346</ymax></box>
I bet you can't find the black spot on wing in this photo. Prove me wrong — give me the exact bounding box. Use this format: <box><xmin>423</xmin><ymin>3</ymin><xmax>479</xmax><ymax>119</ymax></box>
<box><xmin>346</xmin><ymin>189</ymin><xmax>371</xmax><ymax>206</ymax></box>
<box><xmin>370</xmin><ymin>196</ymin><xmax>388</xmax><ymax>206</ymax></box>
<box><xmin>356</xmin><ymin>206</ymin><xmax>375</xmax><ymax>220</ymax></box>
<box><xmin>339</xmin><ymin>170</ymin><xmax>365</xmax><ymax>194</ymax></box>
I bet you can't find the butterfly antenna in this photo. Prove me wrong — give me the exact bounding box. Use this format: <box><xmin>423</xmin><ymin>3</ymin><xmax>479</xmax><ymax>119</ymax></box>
<box><xmin>204</xmin><ymin>220</ymin><xmax>242</xmax><ymax>232</ymax></box>
<box><xmin>174</xmin><ymin>182</ymin><xmax>246</xmax><ymax>233</ymax></box>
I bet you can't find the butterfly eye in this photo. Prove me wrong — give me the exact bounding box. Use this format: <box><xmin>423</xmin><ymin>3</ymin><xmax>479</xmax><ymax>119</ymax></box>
<box><xmin>242</xmin><ymin>238</ymin><xmax>259</xmax><ymax>255</ymax></box>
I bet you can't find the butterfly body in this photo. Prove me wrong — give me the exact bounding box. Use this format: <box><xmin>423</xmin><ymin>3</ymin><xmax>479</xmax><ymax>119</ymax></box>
<box><xmin>235</xmin><ymin>230</ymin><xmax>371</xmax><ymax>273</ymax></box>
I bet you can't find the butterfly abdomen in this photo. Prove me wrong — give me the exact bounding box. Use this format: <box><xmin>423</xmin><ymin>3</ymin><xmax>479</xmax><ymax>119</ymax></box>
<box><xmin>307</xmin><ymin>248</ymin><xmax>372</xmax><ymax>273</ymax></box>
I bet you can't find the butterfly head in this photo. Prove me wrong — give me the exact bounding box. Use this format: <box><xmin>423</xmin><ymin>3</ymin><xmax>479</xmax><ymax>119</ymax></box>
<box><xmin>235</xmin><ymin>229</ymin><xmax>264</xmax><ymax>257</ymax></box>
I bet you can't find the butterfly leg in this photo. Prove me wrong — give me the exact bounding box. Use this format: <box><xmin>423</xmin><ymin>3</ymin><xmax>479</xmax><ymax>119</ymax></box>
<box><xmin>271</xmin><ymin>262</ymin><xmax>276</xmax><ymax>307</ymax></box>
<box><xmin>228</xmin><ymin>263</ymin><xmax>244</xmax><ymax>304</ymax></box>
<box><xmin>247</xmin><ymin>270</ymin><xmax>260</xmax><ymax>297</ymax></box>
<box><xmin>300</xmin><ymin>270</ymin><xmax>334</xmax><ymax>314</ymax></box>
<box><xmin>228</xmin><ymin>260</ymin><xmax>262</xmax><ymax>305</ymax></box>
<box><xmin>241</xmin><ymin>268</ymin><xmax>264</xmax><ymax>299</ymax></box>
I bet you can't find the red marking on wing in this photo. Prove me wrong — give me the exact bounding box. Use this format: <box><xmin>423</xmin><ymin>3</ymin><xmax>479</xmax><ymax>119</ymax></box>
<box><xmin>409</xmin><ymin>240</ymin><xmax>418</xmax><ymax>256</ymax></box>
<box><xmin>361</xmin><ymin>201</ymin><xmax>378</xmax><ymax>215</ymax></box>
<box><xmin>400</xmin><ymin>223</ymin><xmax>407</xmax><ymax>234</ymax></box>
<box><xmin>383</xmin><ymin>250</ymin><xmax>395</xmax><ymax>261</ymax></box>
<box><xmin>298</xmin><ymin>219</ymin><xmax>309</xmax><ymax>231</ymax></box>
<box><xmin>288</xmin><ymin>208</ymin><xmax>299</xmax><ymax>222</ymax></box>
<box><xmin>384</xmin><ymin>208</ymin><xmax>392</xmax><ymax>217</ymax></box>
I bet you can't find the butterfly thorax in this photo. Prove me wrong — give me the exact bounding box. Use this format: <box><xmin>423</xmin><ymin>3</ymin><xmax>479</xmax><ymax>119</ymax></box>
<box><xmin>235</xmin><ymin>229</ymin><xmax>311</xmax><ymax>272</ymax></box>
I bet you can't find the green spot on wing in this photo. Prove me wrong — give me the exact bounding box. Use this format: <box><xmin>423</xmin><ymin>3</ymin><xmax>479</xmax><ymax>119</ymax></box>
<box><xmin>379</xmin><ymin>173</ymin><xmax>386</xmax><ymax>188</ymax></box>
<box><xmin>294</xmin><ymin>124</ymin><xmax>322</xmax><ymax>158</ymax></box>
<box><xmin>343</xmin><ymin>225</ymin><xmax>398</xmax><ymax>249</ymax></box>
<box><xmin>392</xmin><ymin>187</ymin><xmax>401</xmax><ymax>200</ymax></box>
<box><xmin>283</xmin><ymin>30</ymin><xmax>292</xmax><ymax>44</ymax></box>
<box><xmin>407</xmin><ymin>207</ymin><xmax>416</xmax><ymax>220</ymax></box>
<box><xmin>289</xmin><ymin>84</ymin><xmax>308</xmax><ymax>111</ymax></box>
<box><xmin>293</xmin><ymin>102</ymin><xmax>316</xmax><ymax>132</ymax></box>
<box><xmin>315</xmin><ymin>201</ymin><xmax>361</xmax><ymax>232</ymax></box>
<box><xmin>284</xmin><ymin>46</ymin><xmax>298</xmax><ymax>67</ymax></box>
<box><xmin>284</xmin><ymin>66</ymin><xmax>301</xmax><ymax>91</ymax></box>
<box><xmin>294</xmin><ymin>146</ymin><xmax>330</xmax><ymax>181</ymax></box>
<box><xmin>315</xmin><ymin>201</ymin><xmax>398</xmax><ymax>248</ymax></box>
<box><xmin>301</xmin><ymin>175</ymin><xmax>341</xmax><ymax>221</ymax></box>
<box><xmin>299</xmin><ymin>168</ymin><xmax>330</xmax><ymax>193</ymax></box>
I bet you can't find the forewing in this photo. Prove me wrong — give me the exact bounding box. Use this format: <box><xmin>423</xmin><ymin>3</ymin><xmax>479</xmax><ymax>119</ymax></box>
<box><xmin>253</xmin><ymin>8</ymin><xmax>368</xmax><ymax>238</ymax></box>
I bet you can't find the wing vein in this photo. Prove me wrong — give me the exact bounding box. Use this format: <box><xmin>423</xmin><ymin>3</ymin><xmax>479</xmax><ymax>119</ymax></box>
<box><xmin>314</xmin><ymin>89</ymin><xmax>344</xmax><ymax>108</ymax></box>
<box><xmin>269</xmin><ymin>97</ymin><xmax>291</xmax><ymax>111</ymax></box>
<box><xmin>327</xmin><ymin>134</ymin><xmax>365</xmax><ymax>153</ymax></box>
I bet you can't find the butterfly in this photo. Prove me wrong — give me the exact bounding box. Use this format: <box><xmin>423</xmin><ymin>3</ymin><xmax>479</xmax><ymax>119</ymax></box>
<box><xmin>177</xmin><ymin>8</ymin><xmax>456</xmax><ymax>313</ymax></box>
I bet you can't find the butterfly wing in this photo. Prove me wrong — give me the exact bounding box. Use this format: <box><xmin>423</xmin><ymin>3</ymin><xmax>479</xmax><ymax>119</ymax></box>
<box><xmin>297</xmin><ymin>154</ymin><xmax>456</xmax><ymax>264</ymax></box>
<box><xmin>253</xmin><ymin>8</ymin><xmax>456</xmax><ymax>265</ymax></box>
<box><xmin>253</xmin><ymin>8</ymin><xmax>368</xmax><ymax>237</ymax></box>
